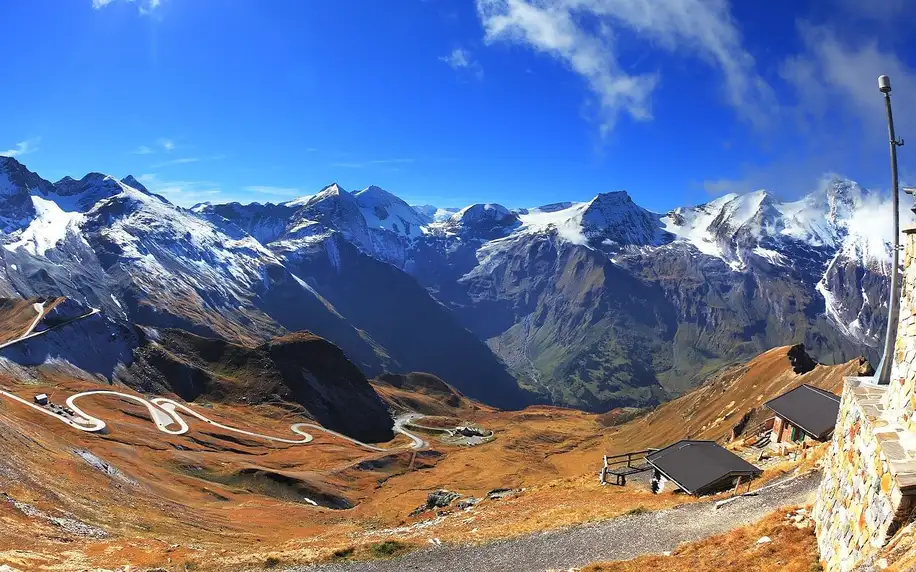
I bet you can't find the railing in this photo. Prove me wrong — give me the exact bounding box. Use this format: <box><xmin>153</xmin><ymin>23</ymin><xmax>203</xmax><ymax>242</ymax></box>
<box><xmin>720</xmin><ymin>415</ymin><xmax>776</xmax><ymax>445</ymax></box>
<box><xmin>599</xmin><ymin>449</ymin><xmax>658</xmax><ymax>485</ymax></box>
<box><xmin>740</xmin><ymin>416</ymin><xmax>776</xmax><ymax>445</ymax></box>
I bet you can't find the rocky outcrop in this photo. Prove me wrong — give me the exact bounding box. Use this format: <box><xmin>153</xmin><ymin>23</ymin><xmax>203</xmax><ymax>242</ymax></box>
<box><xmin>122</xmin><ymin>329</ymin><xmax>394</xmax><ymax>443</ymax></box>
<box><xmin>787</xmin><ymin>344</ymin><xmax>818</xmax><ymax>374</ymax></box>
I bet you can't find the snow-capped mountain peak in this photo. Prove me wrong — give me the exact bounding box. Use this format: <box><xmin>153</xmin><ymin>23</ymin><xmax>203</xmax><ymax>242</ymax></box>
<box><xmin>120</xmin><ymin>175</ymin><xmax>150</xmax><ymax>194</ymax></box>
<box><xmin>579</xmin><ymin>191</ymin><xmax>670</xmax><ymax>248</ymax></box>
<box><xmin>353</xmin><ymin>185</ymin><xmax>427</xmax><ymax>239</ymax></box>
<box><xmin>317</xmin><ymin>182</ymin><xmax>346</xmax><ymax>197</ymax></box>
<box><xmin>451</xmin><ymin>203</ymin><xmax>515</xmax><ymax>224</ymax></box>
<box><xmin>659</xmin><ymin>176</ymin><xmax>899</xmax><ymax>273</ymax></box>
<box><xmin>411</xmin><ymin>204</ymin><xmax>459</xmax><ymax>223</ymax></box>
<box><xmin>50</xmin><ymin>173</ymin><xmax>143</xmax><ymax>213</ymax></box>
<box><xmin>516</xmin><ymin>191</ymin><xmax>669</xmax><ymax>250</ymax></box>
<box><xmin>0</xmin><ymin>156</ymin><xmax>54</xmax><ymax>197</ymax></box>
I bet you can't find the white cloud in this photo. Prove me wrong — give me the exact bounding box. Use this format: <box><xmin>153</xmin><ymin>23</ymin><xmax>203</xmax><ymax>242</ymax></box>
<box><xmin>439</xmin><ymin>48</ymin><xmax>484</xmax><ymax>79</ymax></box>
<box><xmin>475</xmin><ymin>0</ymin><xmax>773</xmax><ymax>135</ymax></box>
<box><xmin>133</xmin><ymin>145</ymin><xmax>154</xmax><ymax>155</ymax></box>
<box><xmin>781</xmin><ymin>24</ymin><xmax>916</xmax><ymax>142</ymax></box>
<box><xmin>158</xmin><ymin>138</ymin><xmax>175</xmax><ymax>152</ymax></box>
<box><xmin>243</xmin><ymin>186</ymin><xmax>301</xmax><ymax>196</ymax></box>
<box><xmin>137</xmin><ymin>173</ymin><xmax>222</xmax><ymax>206</ymax></box>
<box><xmin>92</xmin><ymin>0</ymin><xmax>161</xmax><ymax>13</ymax></box>
<box><xmin>702</xmin><ymin>177</ymin><xmax>755</xmax><ymax>196</ymax></box>
<box><xmin>0</xmin><ymin>138</ymin><xmax>41</xmax><ymax>158</ymax></box>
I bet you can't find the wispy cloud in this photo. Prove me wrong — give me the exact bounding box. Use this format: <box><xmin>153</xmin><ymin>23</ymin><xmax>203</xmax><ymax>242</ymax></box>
<box><xmin>151</xmin><ymin>154</ymin><xmax>226</xmax><ymax>168</ymax></box>
<box><xmin>331</xmin><ymin>158</ymin><xmax>416</xmax><ymax>169</ymax></box>
<box><xmin>137</xmin><ymin>173</ymin><xmax>222</xmax><ymax>206</ymax></box>
<box><xmin>243</xmin><ymin>185</ymin><xmax>302</xmax><ymax>197</ymax></box>
<box><xmin>780</xmin><ymin>23</ymin><xmax>916</xmax><ymax>144</ymax></box>
<box><xmin>92</xmin><ymin>0</ymin><xmax>161</xmax><ymax>14</ymax></box>
<box><xmin>711</xmin><ymin>17</ymin><xmax>916</xmax><ymax>196</ymax></box>
<box><xmin>702</xmin><ymin>177</ymin><xmax>756</xmax><ymax>196</ymax></box>
<box><xmin>0</xmin><ymin>137</ymin><xmax>41</xmax><ymax>158</ymax></box>
<box><xmin>475</xmin><ymin>0</ymin><xmax>772</xmax><ymax>136</ymax></box>
<box><xmin>132</xmin><ymin>138</ymin><xmax>178</xmax><ymax>155</ymax></box>
<box><xmin>439</xmin><ymin>48</ymin><xmax>484</xmax><ymax>79</ymax></box>
<box><xmin>152</xmin><ymin>157</ymin><xmax>201</xmax><ymax>167</ymax></box>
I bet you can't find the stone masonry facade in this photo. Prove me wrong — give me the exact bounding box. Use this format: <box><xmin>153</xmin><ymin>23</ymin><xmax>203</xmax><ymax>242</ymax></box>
<box><xmin>814</xmin><ymin>228</ymin><xmax>916</xmax><ymax>571</ymax></box>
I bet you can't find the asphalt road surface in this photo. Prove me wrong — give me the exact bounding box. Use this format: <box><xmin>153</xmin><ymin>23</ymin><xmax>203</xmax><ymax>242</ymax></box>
<box><xmin>0</xmin><ymin>389</ymin><xmax>425</xmax><ymax>451</ymax></box>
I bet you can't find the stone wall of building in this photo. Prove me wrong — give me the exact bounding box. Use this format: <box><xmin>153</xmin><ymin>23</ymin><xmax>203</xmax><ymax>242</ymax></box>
<box><xmin>888</xmin><ymin>228</ymin><xmax>916</xmax><ymax>427</ymax></box>
<box><xmin>814</xmin><ymin>229</ymin><xmax>916</xmax><ymax>571</ymax></box>
<box><xmin>813</xmin><ymin>380</ymin><xmax>912</xmax><ymax>571</ymax></box>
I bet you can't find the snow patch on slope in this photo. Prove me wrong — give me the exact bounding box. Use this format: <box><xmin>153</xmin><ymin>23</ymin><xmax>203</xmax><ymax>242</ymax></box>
<box><xmin>354</xmin><ymin>186</ymin><xmax>427</xmax><ymax>239</ymax></box>
<box><xmin>4</xmin><ymin>196</ymin><xmax>85</xmax><ymax>256</ymax></box>
<box><xmin>518</xmin><ymin>202</ymin><xmax>589</xmax><ymax>245</ymax></box>
<box><xmin>518</xmin><ymin>192</ymin><xmax>668</xmax><ymax>249</ymax></box>
<box><xmin>412</xmin><ymin>204</ymin><xmax>459</xmax><ymax>223</ymax></box>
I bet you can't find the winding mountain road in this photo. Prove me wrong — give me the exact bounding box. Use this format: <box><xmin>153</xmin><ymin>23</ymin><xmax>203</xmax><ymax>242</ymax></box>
<box><xmin>0</xmin><ymin>388</ymin><xmax>425</xmax><ymax>451</ymax></box>
<box><xmin>0</xmin><ymin>303</ymin><xmax>424</xmax><ymax>452</ymax></box>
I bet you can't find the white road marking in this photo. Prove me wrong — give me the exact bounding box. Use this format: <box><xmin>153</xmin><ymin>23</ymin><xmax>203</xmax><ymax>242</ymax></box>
<box><xmin>0</xmin><ymin>305</ymin><xmax>424</xmax><ymax>451</ymax></box>
<box><xmin>0</xmin><ymin>389</ymin><xmax>425</xmax><ymax>451</ymax></box>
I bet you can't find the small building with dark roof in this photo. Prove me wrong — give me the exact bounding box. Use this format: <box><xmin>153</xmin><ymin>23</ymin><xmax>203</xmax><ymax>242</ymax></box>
<box><xmin>646</xmin><ymin>440</ymin><xmax>761</xmax><ymax>496</ymax></box>
<box><xmin>764</xmin><ymin>384</ymin><xmax>840</xmax><ymax>444</ymax></box>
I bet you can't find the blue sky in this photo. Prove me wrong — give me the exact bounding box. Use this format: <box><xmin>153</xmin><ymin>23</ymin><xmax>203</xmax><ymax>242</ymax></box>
<box><xmin>2</xmin><ymin>0</ymin><xmax>916</xmax><ymax>211</ymax></box>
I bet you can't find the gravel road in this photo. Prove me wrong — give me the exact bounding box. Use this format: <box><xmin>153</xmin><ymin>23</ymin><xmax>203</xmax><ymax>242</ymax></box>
<box><xmin>295</xmin><ymin>471</ymin><xmax>820</xmax><ymax>572</ymax></box>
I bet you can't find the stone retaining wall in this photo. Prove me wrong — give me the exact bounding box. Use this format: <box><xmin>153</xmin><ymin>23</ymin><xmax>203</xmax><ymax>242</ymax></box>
<box><xmin>814</xmin><ymin>227</ymin><xmax>916</xmax><ymax>570</ymax></box>
<box><xmin>888</xmin><ymin>227</ymin><xmax>916</xmax><ymax>429</ymax></box>
<box><xmin>813</xmin><ymin>379</ymin><xmax>912</xmax><ymax>571</ymax></box>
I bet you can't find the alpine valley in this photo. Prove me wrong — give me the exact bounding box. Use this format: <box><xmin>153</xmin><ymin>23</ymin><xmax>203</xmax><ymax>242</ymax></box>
<box><xmin>0</xmin><ymin>156</ymin><xmax>893</xmax><ymax>411</ymax></box>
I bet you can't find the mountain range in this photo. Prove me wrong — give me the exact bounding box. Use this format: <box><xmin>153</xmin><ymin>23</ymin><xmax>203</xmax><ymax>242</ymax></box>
<box><xmin>0</xmin><ymin>156</ymin><xmax>892</xmax><ymax>411</ymax></box>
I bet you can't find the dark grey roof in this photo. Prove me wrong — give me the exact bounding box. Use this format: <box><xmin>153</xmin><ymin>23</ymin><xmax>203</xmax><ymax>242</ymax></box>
<box><xmin>764</xmin><ymin>384</ymin><xmax>840</xmax><ymax>439</ymax></box>
<box><xmin>646</xmin><ymin>440</ymin><xmax>761</xmax><ymax>495</ymax></box>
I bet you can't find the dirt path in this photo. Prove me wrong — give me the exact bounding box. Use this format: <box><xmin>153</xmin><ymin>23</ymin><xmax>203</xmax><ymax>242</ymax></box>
<box><xmin>298</xmin><ymin>471</ymin><xmax>820</xmax><ymax>572</ymax></box>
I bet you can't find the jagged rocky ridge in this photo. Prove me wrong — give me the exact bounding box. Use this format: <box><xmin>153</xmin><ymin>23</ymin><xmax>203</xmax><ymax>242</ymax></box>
<box><xmin>0</xmin><ymin>156</ymin><xmax>893</xmax><ymax>411</ymax></box>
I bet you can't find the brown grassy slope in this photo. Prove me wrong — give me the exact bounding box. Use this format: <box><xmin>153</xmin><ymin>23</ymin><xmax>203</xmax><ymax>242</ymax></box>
<box><xmin>549</xmin><ymin>345</ymin><xmax>869</xmax><ymax>471</ymax></box>
<box><xmin>583</xmin><ymin>508</ymin><xmax>819</xmax><ymax>572</ymax></box>
<box><xmin>371</xmin><ymin>371</ymin><xmax>493</xmax><ymax>416</ymax></box>
<box><xmin>0</xmin><ymin>372</ymin><xmax>422</xmax><ymax>571</ymax></box>
<box><xmin>0</xmin><ymin>345</ymin><xmax>865</xmax><ymax>570</ymax></box>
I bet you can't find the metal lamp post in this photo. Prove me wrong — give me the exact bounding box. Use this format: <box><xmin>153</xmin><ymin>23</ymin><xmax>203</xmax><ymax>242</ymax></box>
<box><xmin>875</xmin><ymin>74</ymin><xmax>905</xmax><ymax>384</ymax></box>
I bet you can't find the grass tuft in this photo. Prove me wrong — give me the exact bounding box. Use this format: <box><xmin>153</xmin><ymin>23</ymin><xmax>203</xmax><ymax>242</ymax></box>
<box><xmin>332</xmin><ymin>547</ymin><xmax>355</xmax><ymax>560</ymax></box>
<box><xmin>370</xmin><ymin>540</ymin><xmax>409</xmax><ymax>559</ymax></box>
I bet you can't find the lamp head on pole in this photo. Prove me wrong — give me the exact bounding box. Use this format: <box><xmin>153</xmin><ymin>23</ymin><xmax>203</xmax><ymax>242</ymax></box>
<box><xmin>880</xmin><ymin>74</ymin><xmax>892</xmax><ymax>94</ymax></box>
